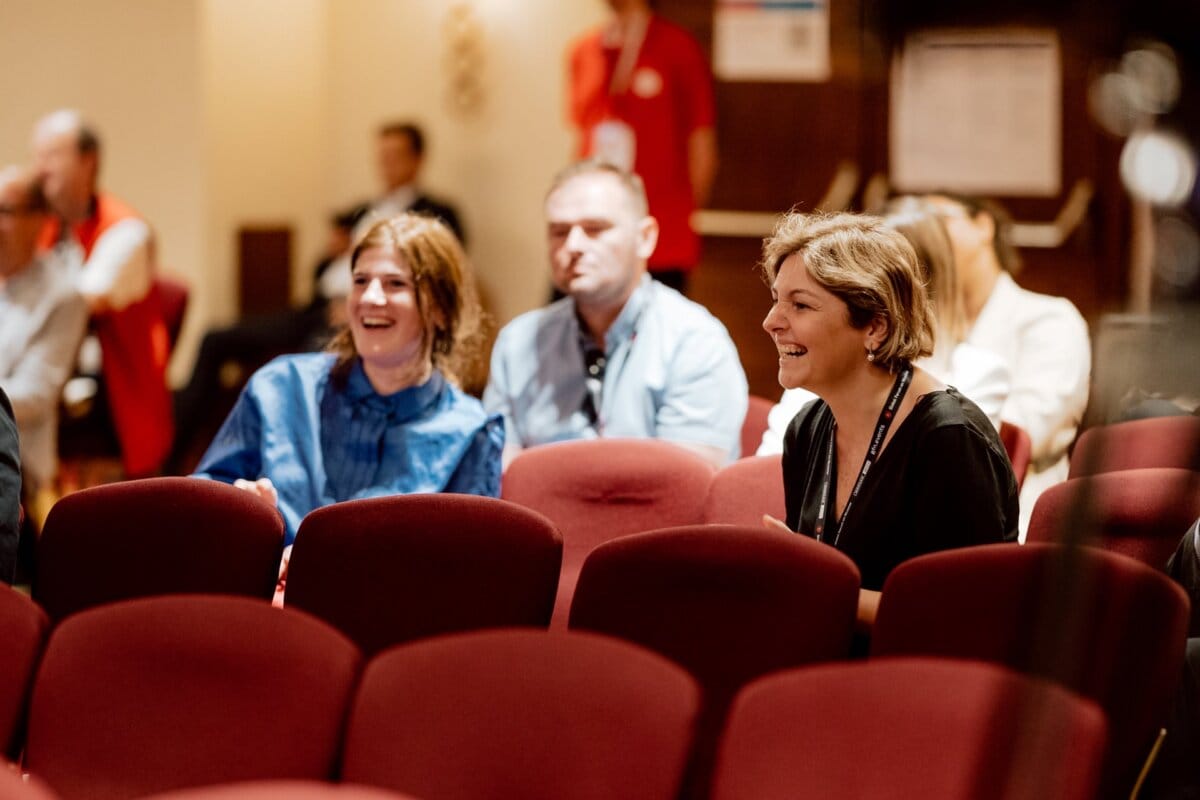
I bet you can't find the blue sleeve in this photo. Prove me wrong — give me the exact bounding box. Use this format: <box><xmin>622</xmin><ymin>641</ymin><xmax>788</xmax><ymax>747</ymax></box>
<box><xmin>192</xmin><ymin>385</ymin><xmax>264</xmax><ymax>485</ymax></box>
<box><xmin>445</xmin><ymin>414</ymin><xmax>505</xmax><ymax>498</ymax></box>
<box><xmin>0</xmin><ymin>389</ymin><xmax>20</xmax><ymax>584</ymax></box>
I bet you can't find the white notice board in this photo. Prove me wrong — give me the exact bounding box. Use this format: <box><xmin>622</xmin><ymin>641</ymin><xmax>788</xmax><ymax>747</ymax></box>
<box><xmin>714</xmin><ymin>0</ymin><xmax>831</xmax><ymax>82</ymax></box>
<box><xmin>890</xmin><ymin>29</ymin><xmax>1062</xmax><ymax>196</ymax></box>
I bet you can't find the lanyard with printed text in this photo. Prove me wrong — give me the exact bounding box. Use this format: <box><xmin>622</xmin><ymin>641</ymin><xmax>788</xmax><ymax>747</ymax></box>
<box><xmin>815</xmin><ymin>364</ymin><xmax>913</xmax><ymax>546</ymax></box>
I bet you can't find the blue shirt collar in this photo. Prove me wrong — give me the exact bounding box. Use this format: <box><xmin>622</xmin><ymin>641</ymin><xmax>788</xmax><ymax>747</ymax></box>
<box><xmin>577</xmin><ymin>274</ymin><xmax>652</xmax><ymax>350</ymax></box>
<box><xmin>345</xmin><ymin>359</ymin><xmax>445</xmax><ymax>422</ymax></box>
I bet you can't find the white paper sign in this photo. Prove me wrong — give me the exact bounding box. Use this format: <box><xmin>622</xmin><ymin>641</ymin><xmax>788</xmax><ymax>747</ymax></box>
<box><xmin>890</xmin><ymin>29</ymin><xmax>1062</xmax><ymax>196</ymax></box>
<box><xmin>714</xmin><ymin>0</ymin><xmax>831</xmax><ymax>83</ymax></box>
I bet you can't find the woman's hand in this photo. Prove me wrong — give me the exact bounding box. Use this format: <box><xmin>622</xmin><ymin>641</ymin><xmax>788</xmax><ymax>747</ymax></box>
<box><xmin>234</xmin><ymin>477</ymin><xmax>278</xmax><ymax>508</ymax></box>
<box><xmin>273</xmin><ymin>544</ymin><xmax>292</xmax><ymax>607</ymax></box>
<box><xmin>762</xmin><ymin>514</ymin><xmax>792</xmax><ymax>534</ymax></box>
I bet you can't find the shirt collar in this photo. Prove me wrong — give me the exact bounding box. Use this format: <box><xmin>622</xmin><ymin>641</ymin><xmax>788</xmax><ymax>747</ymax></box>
<box><xmin>602</xmin><ymin>274</ymin><xmax>652</xmax><ymax>348</ymax></box>
<box><xmin>345</xmin><ymin>359</ymin><xmax>444</xmax><ymax>422</ymax></box>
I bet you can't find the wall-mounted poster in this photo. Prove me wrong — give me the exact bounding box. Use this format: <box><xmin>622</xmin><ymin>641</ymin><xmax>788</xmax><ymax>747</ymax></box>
<box><xmin>890</xmin><ymin>29</ymin><xmax>1062</xmax><ymax>196</ymax></box>
<box><xmin>713</xmin><ymin>0</ymin><xmax>831</xmax><ymax>82</ymax></box>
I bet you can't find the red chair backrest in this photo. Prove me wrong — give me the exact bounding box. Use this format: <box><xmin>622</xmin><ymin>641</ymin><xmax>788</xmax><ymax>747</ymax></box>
<box><xmin>871</xmin><ymin>542</ymin><xmax>1190</xmax><ymax>793</ymax></box>
<box><xmin>1070</xmin><ymin>416</ymin><xmax>1200</xmax><ymax>478</ymax></box>
<box><xmin>35</xmin><ymin>477</ymin><xmax>284</xmax><ymax>622</ymax></box>
<box><xmin>712</xmin><ymin>658</ymin><xmax>1107</xmax><ymax>800</ymax></box>
<box><xmin>142</xmin><ymin>781</ymin><xmax>417</xmax><ymax>800</ymax></box>
<box><xmin>341</xmin><ymin>629</ymin><xmax>699</xmax><ymax>800</ymax></box>
<box><xmin>0</xmin><ymin>585</ymin><xmax>49</xmax><ymax>761</ymax></box>
<box><xmin>739</xmin><ymin>395</ymin><xmax>775</xmax><ymax>459</ymax></box>
<box><xmin>1027</xmin><ymin>468</ymin><xmax>1200</xmax><ymax>569</ymax></box>
<box><xmin>568</xmin><ymin>524</ymin><xmax>860</xmax><ymax>798</ymax></box>
<box><xmin>702</xmin><ymin>455</ymin><xmax>786</xmax><ymax>526</ymax></box>
<box><xmin>25</xmin><ymin>596</ymin><xmax>362</xmax><ymax>800</ymax></box>
<box><xmin>0</xmin><ymin>769</ymin><xmax>56</xmax><ymax>800</ymax></box>
<box><xmin>501</xmin><ymin>439</ymin><xmax>713</xmax><ymax>625</ymax></box>
<box><xmin>999</xmin><ymin>421</ymin><xmax>1032</xmax><ymax>490</ymax></box>
<box><xmin>154</xmin><ymin>275</ymin><xmax>189</xmax><ymax>353</ymax></box>
<box><xmin>284</xmin><ymin>494</ymin><xmax>562</xmax><ymax>655</ymax></box>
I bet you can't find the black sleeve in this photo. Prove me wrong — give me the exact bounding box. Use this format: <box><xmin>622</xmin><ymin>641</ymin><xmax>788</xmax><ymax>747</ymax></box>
<box><xmin>906</xmin><ymin>424</ymin><xmax>1020</xmax><ymax>557</ymax></box>
<box><xmin>781</xmin><ymin>399</ymin><xmax>824</xmax><ymax>532</ymax></box>
<box><xmin>0</xmin><ymin>388</ymin><xmax>21</xmax><ymax>584</ymax></box>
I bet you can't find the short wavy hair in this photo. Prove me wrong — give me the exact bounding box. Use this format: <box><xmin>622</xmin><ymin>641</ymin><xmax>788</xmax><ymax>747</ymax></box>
<box><xmin>328</xmin><ymin>213</ymin><xmax>485</xmax><ymax>388</ymax></box>
<box><xmin>761</xmin><ymin>212</ymin><xmax>935</xmax><ymax>371</ymax></box>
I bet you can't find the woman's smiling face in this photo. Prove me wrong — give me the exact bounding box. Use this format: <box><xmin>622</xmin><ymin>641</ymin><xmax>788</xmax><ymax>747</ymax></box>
<box><xmin>348</xmin><ymin>247</ymin><xmax>427</xmax><ymax>379</ymax></box>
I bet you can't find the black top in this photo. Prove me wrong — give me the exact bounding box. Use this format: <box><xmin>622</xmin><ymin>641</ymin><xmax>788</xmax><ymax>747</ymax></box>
<box><xmin>782</xmin><ymin>388</ymin><xmax>1019</xmax><ymax>590</ymax></box>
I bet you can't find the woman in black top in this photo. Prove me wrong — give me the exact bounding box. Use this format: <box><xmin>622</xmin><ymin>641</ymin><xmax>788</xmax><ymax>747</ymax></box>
<box><xmin>761</xmin><ymin>212</ymin><xmax>1018</xmax><ymax>628</ymax></box>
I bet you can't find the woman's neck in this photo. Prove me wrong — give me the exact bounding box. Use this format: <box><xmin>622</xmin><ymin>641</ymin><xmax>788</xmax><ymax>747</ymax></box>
<box><xmin>821</xmin><ymin>365</ymin><xmax>903</xmax><ymax>447</ymax></box>
<box><xmin>362</xmin><ymin>357</ymin><xmax>432</xmax><ymax>396</ymax></box>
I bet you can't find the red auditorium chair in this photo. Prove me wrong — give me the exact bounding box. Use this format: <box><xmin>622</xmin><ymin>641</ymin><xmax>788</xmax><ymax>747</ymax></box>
<box><xmin>142</xmin><ymin>781</ymin><xmax>416</xmax><ymax>799</ymax></box>
<box><xmin>154</xmin><ymin>275</ymin><xmax>190</xmax><ymax>353</ymax></box>
<box><xmin>568</xmin><ymin>524</ymin><xmax>860</xmax><ymax>798</ymax></box>
<box><xmin>24</xmin><ymin>595</ymin><xmax>362</xmax><ymax>800</ymax></box>
<box><xmin>999</xmin><ymin>421</ymin><xmax>1033</xmax><ymax>490</ymax></box>
<box><xmin>501</xmin><ymin>438</ymin><xmax>714</xmax><ymax>625</ymax></box>
<box><xmin>0</xmin><ymin>769</ymin><xmax>56</xmax><ymax>800</ymax></box>
<box><xmin>871</xmin><ymin>543</ymin><xmax>1190</xmax><ymax>797</ymax></box>
<box><xmin>739</xmin><ymin>395</ymin><xmax>775</xmax><ymax>458</ymax></box>
<box><xmin>341</xmin><ymin>629</ymin><xmax>699</xmax><ymax>800</ymax></box>
<box><xmin>711</xmin><ymin>658</ymin><xmax>1107</xmax><ymax>800</ymax></box>
<box><xmin>1027</xmin><ymin>468</ymin><xmax>1200</xmax><ymax>569</ymax></box>
<box><xmin>1069</xmin><ymin>415</ymin><xmax>1200</xmax><ymax>478</ymax></box>
<box><xmin>284</xmin><ymin>494</ymin><xmax>562</xmax><ymax>655</ymax></box>
<box><xmin>0</xmin><ymin>586</ymin><xmax>49</xmax><ymax>762</ymax></box>
<box><xmin>34</xmin><ymin>477</ymin><xmax>285</xmax><ymax>621</ymax></box>
<box><xmin>702</xmin><ymin>455</ymin><xmax>786</xmax><ymax>525</ymax></box>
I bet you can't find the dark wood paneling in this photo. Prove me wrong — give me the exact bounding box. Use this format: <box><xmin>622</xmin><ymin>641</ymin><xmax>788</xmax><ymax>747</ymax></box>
<box><xmin>238</xmin><ymin>227</ymin><xmax>292</xmax><ymax>317</ymax></box>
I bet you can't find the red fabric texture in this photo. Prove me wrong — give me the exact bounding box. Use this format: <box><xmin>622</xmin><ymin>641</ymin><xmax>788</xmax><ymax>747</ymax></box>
<box><xmin>999</xmin><ymin>421</ymin><xmax>1033</xmax><ymax>490</ymax></box>
<box><xmin>341</xmin><ymin>629</ymin><xmax>699</xmax><ymax>800</ymax></box>
<box><xmin>34</xmin><ymin>477</ymin><xmax>284</xmax><ymax>621</ymax></box>
<box><xmin>284</xmin><ymin>494</ymin><xmax>562</xmax><ymax>655</ymax></box>
<box><xmin>1027</xmin><ymin>468</ymin><xmax>1200</xmax><ymax>568</ymax></box>
<box><xmin>1070</xmin><ymin>416</ymin><xmax>1200</xmax><ymax>478</ymax></box>
<box><xmin>702</xmin><ymin>455</ymin><xmax>786</xmax><ymax>526</ymax></box>
<box><xmin>871</xmin><ymin>543</ymin><xmax>1190</xmax><ymax>793</ymax></box>
<box><xmin>0</xmin><ymin>769</ymin><xmax>57</xmax><ymax>800</ymax></box>
<box><xmin>738</xmin><ymin>396</ymin><xmax>773</xmax><ymax>460</ymax></box>
<box><xmin>141</xmin><ymin>781</ymin><xmax>417</xmax><ymax>800</ymax></box>
<box><xmin>567</xmin><ymin>16</ymin><xmax>715</xmax><ymax>271</ymax></box>
<box><xmin>155</xmin><ymin>275</ymin><xmax>189</xmax><ymax>350</ymax></box>
<box><xmin>0</xmin><ymin>585</ymin><xmax>48</xmax><ymax>761</ymax></box>
<box><xmin>41</xmin><ymin>193</ymin><xmax>174</xmax><ymax>476</ymax></box>
<box><xmin>501</xmin><ymin>438</ymin><xmax>714</xmax><ymax>626</ymax></box>
<box><xmin>712</xmin><ymin>658</ymin><xmax>1107</xmax><ymax>800</ymax></box>
<box><xmin>24</xmin><ymin>596</ymin><xmax>362</xmax><ymax>800</ymax></box>
<box><xmin>568</xmin><ymin>524</ymin><xmax>860</xmax><ymax>798</ymax></box>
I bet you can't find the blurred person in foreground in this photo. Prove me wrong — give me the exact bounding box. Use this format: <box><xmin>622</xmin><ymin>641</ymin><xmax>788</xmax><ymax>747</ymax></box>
<box><xmin>484</xmin><ymin>160</ymin><xmax>746</xmax><ymax>469</ymax></box>
<box><xmin>925</xmin><ymin>193</ymin><xmax>1090</xmax><ymax>535</ymax></box>
<box><xmin>193</xmin><ymin>214</ymin><xmax>503</xmax><ymax>561</ymax></box>
<box><xmin>762</xmin><ymin>212</ymin><xmax>1018</xmax><ymax>630</ymax></box>
<box><xmin>32</xmin><ymin>109</ymin><xmax>173</xmax><ymax>477</ymax></box>
<box><xmin>758</xmin><ymin>198</ymin><xmax>1011</xmax><ymax>455</ymax></box>
<box><xmin>0</xmin><ymin>166</ymin><xmax>88</xmax><ymax>527</ymax></box>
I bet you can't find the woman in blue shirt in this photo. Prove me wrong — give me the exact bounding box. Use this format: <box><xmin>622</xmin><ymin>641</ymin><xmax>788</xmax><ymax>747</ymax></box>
<box><xmin>194</xmin><ymin>213</ymin><xmax>503</xmax><ymax>549</ymax></box>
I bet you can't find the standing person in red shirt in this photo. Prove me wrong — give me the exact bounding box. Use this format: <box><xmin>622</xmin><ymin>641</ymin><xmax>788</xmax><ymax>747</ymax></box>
<box><xmin>32</xmin><ymin>109</ymin><xmax>173</xmax><ymax>478</ymax></box>
<box><xmin>567</xmin><ymin>0</ymin><xmax>718</xmax><ymax>295</ymax></box>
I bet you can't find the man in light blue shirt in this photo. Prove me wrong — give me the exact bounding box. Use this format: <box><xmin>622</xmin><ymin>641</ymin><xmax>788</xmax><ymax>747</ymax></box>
<box><xmin>484</xmin><ymin>161</ymin><xmax>747</xmax><ymax>468</ymax></box>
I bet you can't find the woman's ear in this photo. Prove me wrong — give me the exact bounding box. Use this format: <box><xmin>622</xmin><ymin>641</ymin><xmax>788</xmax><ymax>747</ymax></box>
<box><xmin>865</xmin><ymin>313</ymin><xmax>890</xmax><ymax>352</ymax></box>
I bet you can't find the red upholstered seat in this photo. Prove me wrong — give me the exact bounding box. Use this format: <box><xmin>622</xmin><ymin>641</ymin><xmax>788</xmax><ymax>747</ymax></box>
<box><xmin>284</xmin><ymin>494</ymin><xmax>562</xmax><ymax>655</ymax></box>
<box><xmin>0</xmin><ymin>769</ymin><xmax>56</xmax><ymax>800</ymax></box>
<box><xmin>0</xmin><ymin>585</ymin><xmax>48</xmax><ymax>761</ymax></box>
<box><xmin>501</xmin><ymin>438</ymin><xmax>714</xmax><ymax>625</ymax></box>
<box><xmin>1027</xmin><ymin>468</ymin><xmax>1200</xmax><ymax>569</ymax></box>
<box><xmin>24</xmin><ymin>596</ymin><xmax>362</xmax><ymax>800</ymax></box>
<box><xmin>34</xmin><ymin>477</ymin><xmax>284</xmax><ymax>622</ymax></box>
<box><xmin>739</xmin><ymin>395</ymin><xmax>775</xmax><ymax>459</ymax></box>
<box><xmin>702</xmin><ymin>455</ymin><xmax>786</xmax><ymax>526</ymax></box>
<box><xmin>712</xmin><ymin>658</ymin><xmax>1107</xmax><ymax>800</ymax></box>
<box><xmin>341</xmin><ymin>629</ymin><xmax>699</xmax><ymax>800</ymax></box>
<box><xmin>142</xmin><ymin>781</ymin><xmax>417</xmax><ymax>800</ymax></box>
<box><xmin>1069</xmin><ymin>416</ymin><xmax>1200</xmax><ymax>478</ymax></box>
<box><xmin>999</xmin><ymin>421</ymin><xmax>1033</xmax><ymax>490</ymax></box>
<box><xmin>871</xmin><ymin>543</ymin><xmax>1189</xmax><ymax>796</ymax></box>
<box><xmin>568</xmin><ymin>524</ymin><xmax>860</xmax><ymax>798</ymax></box>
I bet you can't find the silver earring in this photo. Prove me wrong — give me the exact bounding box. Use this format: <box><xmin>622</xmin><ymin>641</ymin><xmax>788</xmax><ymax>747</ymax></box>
<box><xmin>866</xmin><ymin>350</ymin><xmax>875</xmax><ymax>363</ymax></box>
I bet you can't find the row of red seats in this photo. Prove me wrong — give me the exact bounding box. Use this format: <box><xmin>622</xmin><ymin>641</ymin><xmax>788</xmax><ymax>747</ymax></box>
<box><xmin>4</xmin><ymin>530</ymin><xmax>1188</xmax><ymax>799</ymax></box>
<box><xmin>2</xmin><ymin>595</ymin><xmax>1109</xmax><ymax>800</ymax></box>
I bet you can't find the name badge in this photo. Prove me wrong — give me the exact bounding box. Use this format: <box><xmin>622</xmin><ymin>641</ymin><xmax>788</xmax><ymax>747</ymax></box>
<box><xmin>591</xmin><ymin>119</ymin><xmax>636</xmax><ymax>172</ymax></box>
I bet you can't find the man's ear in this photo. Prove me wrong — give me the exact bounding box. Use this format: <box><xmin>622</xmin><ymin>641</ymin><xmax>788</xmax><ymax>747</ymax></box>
<box><xmin>635</xmin><ymin>215</ymin><xmax>659</xmax><ymax>261</ymax></box>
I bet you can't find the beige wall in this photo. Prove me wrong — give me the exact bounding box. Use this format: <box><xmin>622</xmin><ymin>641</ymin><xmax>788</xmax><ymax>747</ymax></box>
<box><xmin>0</xmin><ymin>0</ymin><xmax>607</xmax><ymax>382</ymax></box>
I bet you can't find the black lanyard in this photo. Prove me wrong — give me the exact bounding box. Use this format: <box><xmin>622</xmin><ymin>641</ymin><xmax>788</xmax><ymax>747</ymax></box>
<box><xmin>815</xmin><ymin>364</ymin><xmax>913</xmax><ymax>546</ymax></box>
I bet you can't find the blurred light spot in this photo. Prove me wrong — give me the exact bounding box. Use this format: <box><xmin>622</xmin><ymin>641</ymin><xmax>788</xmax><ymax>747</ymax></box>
<box><xmin>1155</xmin><ymin>214</ymin><xmax>1200</xmax><ymax>291</ymax></box>
<box><xmin>1120</xmin><ymin>130</ymin><xmax>1198</xmax><ymax>207</ymax></box>
<box><xmin>1089</xmin><ymin>70</ymin><xmax>1143</xmax><ymax>137</ymax></box>
<box><xmin>1120</xmin><ymin>44</ymin><xmax>1181</xmax><ymax>115</ymax></box>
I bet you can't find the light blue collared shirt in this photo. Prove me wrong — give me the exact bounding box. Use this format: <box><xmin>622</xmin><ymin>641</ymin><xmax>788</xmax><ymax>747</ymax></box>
<box><xmin>195</xmin><ymin>353</ymin><xmax>503</xmax><ymax>543</ymax></box>
<box><xmin>483</xmin><ymin>276</ymin><xmax>747</xmax><ymax>462</ymax></box>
